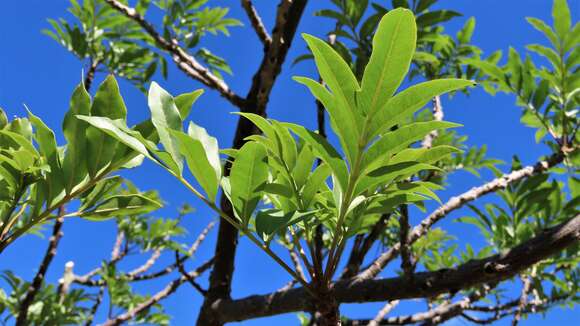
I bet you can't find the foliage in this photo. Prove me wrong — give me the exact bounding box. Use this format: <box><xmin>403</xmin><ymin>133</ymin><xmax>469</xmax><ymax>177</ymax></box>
<box><xmin>465</xmin><ymin>0</ymin><xmax>579</xmax><ymax>150</ymax></box>
<box><xmin>0</xmin><ymin>0</ymin><xmax>578</xmax><ymax>324</ymax></box>
<box><xmin>45</xmin><ymin>0</ymin><xmax>241</xmax><ymax>90</ymax></box>
<box><xmin>0</xmin><ymin>77</ymin><xmax>163</xmax><ymax>253</ymax></box>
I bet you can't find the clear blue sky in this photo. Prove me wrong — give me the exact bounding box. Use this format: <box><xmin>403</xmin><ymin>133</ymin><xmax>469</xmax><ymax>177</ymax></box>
<box><xmin>0</xmin><ymin>0</ymin><xmax>578</xmax><ymax>325</ymax></box>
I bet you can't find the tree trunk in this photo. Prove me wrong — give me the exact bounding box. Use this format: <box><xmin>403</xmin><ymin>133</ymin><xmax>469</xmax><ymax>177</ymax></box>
<box><xmin>312</xmin><ymin>287</ymin><xmax>341</xmax><ymax>326</ymax></box>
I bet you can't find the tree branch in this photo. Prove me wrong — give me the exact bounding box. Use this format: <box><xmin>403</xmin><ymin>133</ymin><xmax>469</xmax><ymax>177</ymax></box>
<box><xmin>341</xmin><ymin>214</ymin><xmax>390</xmax><ymax>279</ymax></box>
<box><xmin>357</xmin><ymin>151</ymin><xmax>567</xmax><ymax>281</ymax></box>
<box><xmin>241</xmin><ymin>0</ymin><xmax>272</xmax><ymax>48</ymax></box>
<box><xmin>101</xmin><ymin>258</ymin><xmax>214</xmax><ymax>326</ymax></box>
<box><xmin>15</xmin><ymin>207</ymin><xmax>65</xmax><ymax>326</ymax></box>
<box><xmin>207</xmin><ymin>214</ymin><xmax>580</xmax><ymax>323</ymax></box>
<box><xmin>421</xmin><ymin>96</ymin><xmax>443</xmax><ymax>149</ymax></box>
<box><xmin>74</xmin><ymin>221</ymin><xmax>214</xmax><ymax>286</ymax></box>
<box><xmin>103</xmin><ymin>0</ymin><xmax>245</xmax><ymax>107</ymax></box>
<box><xmin>200</xmin><ymin>2</ymin><xmax>308</xmax><ymax>324</ymax></box>
<box><xmin>399</xmin><ymin>205</ymin><xmax>413</xmax><ymax>279</ymax></box>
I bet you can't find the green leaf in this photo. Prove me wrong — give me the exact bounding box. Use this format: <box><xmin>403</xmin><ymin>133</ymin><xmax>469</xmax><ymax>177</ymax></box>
<box><xmin>369</xmin><ymin>79</ymin><xmax>473</xmax><ymax>139</ymax></box>
<box><xmin>526</xmin><ymin>17</ymin><xmax>559</xmax><ymax>49</ymax></box>
<box><xmin>148</xmin><ymin>82</ymin><xmax>183</xmax><ymax>173</ymax></box>
<box><xmin>363</xmin><ymin>121</ymin><xmax>461</xmax><ymax>172</ymax></box>
<box><xmin>229</xmin><ymin>142</ymin><xmax>269</xmax><ymax>225</ymax></box>
<box><xmin>86</xmin><ymin>75</ymin><xmax>127</xmax><ymax>178</ymax></box>
<box><xmin>527</xmin><ymin>44</ymin><xmax>562</xmax><ymax>70</ymax></box>
<box><xmin>355</xmin><ymin>162</ymin><xmax>440</xmax><ymax>195</ymax></box>
<box><xmin>255</xmin><ymin>209</ymin><xmax>317</xmax><ymax>242</ymax></box>
<box><xmin>416</xmin><ymin>10</ymin><xmax>461</xmax><ymax>27</ymax></box>
<box><xmin>284</xmin><ymin>122</ymin><xmax>348</xmax><ymax>190</ymax></box>
<box><xmin>457</xmin><ymin>17</ymin><xmax>476</xmax><ymax>44</ymax></box>
<box><xmin>77</xmin><ymin>116</ymin><xmax>152</xmax><ymax>160</ymax></box>
<box><xmin>293</xmin><ymin>76</ymin><xmax>359</xmax><ymax>164</ymax></box>
<box><xmin>175</xmin><ymin>89</ymin><xmax>204</xmax><ymax>120</ymax></box>
<box><xmin>360</xmin><ymin>8</ymin><xmax>416</xmax><ymax>117</ymax></box>
<box><xmin>80</xmin><ymin>194</ymin><xmax>162</xmax><ymax>220</ymax></box>
<box><xmin>28</xmin><ymin>110</ymin><xmax>64</xmax><ymax>204</ymax></box>
<box><xmin>302</xmin><ymin>163</ymin><xmax>331</xmax><ymax>208</ymax></box>
<box><xmin>302</xmin><ymin>33</ymin><xmax>362</xmax><ymax>129</ymax></box>
<box><xmin>171</xmin><ymin>122</ymin><xmax>221</xmax><ymax>201</ymax></box>
<box><xmin>553</xmin><ymin>0</ymin><xmax>571</xmax><ymax>39</ymax></box>
<box><xmin>62</xmin><ymin>85</ymin><xmax>91</xmax><ymax>193</ymax></box>
<box><xmin>79</xmin><ymin>176</ymin><xmax>123</xmax><ymax>211</ymax></box>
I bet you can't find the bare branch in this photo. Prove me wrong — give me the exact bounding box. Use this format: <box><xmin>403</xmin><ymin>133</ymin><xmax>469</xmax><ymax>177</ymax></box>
<box><xmin>74</xmin><ymin>221</ymin><xmax>215</xmax><ymax>286</ymax></box>
<box><xmin>512</xmin><ymin>270</ymin><xmax>535</xmax><ymax>326</ymax></box>
<box><xmin>208</xmin><ymin>214</ymin><xmax>580</xmax><ymax>322</ymax></box>
<box><xmin>358</xmin><ymin>151</ymin><xmax>567</xmax><ymax>280</ymax></box>
<box><xmin>421</xmin><ymin>96</ymin><xmax>443</xmax><ymax>149</ymax></box>
<box><xmin>84</xmin><ymin>286</ymin><xmax>105</xmax><ymax>326</ymax></box>
<box><xmin>175</xmin><ymin>251</ymin><xmax>208</xmax><ymax>296</ymax></box>
<box><xmin>102</xmin><ymin>258</ymin><xmax>214</xmax><ymax>326</ymax></box>
<box><xmin>16</xmin><ymin>208</ymin><xmax>65</xmax><ymax>326</ymax></box>
<box><xmin>127</xmin><ymin>249</ymin><xmax>162</xmax><ymax>277</ymax></box>
<box><xmin>369</xmin><ymin>300</ymin><xmax>400</xmax><ymax>326</ymax></box>
<box><xmin>103</xmin><ymin>0</ymin><xmax>245</xmax><ymax>107</ymax></box>
<box><xmin>241</xmin><ymin>0</ymin><xmax>272</xmax><ymax>47</ymax></box>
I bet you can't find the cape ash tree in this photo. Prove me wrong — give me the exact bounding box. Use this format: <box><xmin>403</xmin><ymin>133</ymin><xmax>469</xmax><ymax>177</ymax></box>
<box><xmin>0</xmin><ymin>0</ymin><xmax>578</xmax><ymax>325</ymax></box>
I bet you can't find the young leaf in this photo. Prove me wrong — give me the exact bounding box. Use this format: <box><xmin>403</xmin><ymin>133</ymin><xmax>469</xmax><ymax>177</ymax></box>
<box><xmin>148</xmin><ymin>82</ymin><xmax>183</xmax><ymax>173</ymax></box>
<box><xmin>62</xmin><ymin>85</ymin><xmax>91</xmax><ymax>193</ymax></box>
<box><xmin>255</xmin><ymin>209</ymin><xmax>317</xmax><ymax>242</ymax></box>
<box><xmin>368</xmin><ymin>79</ymin><xmax>473</xmax><ymax>139</ymax></box>
<box><xmin>28</xmin><ymin>111</ymin><xmax>64</xmax><ymax>204</ymax></box>
<box><xmin>302</xmin><ymin>33</ymin><xmax>362</xmax><ymax>128</ymax></box>
<box><xmin>293</xmin><ymin>76</ymin><xmax>359</xmax><ymax>165</ymax></box>
<box><xmin>552</xmin><ymin>0</ymin><xmax>571</xmax><ymax>39</ymax></box>
<box><xmin>284</xmin><ymin>122</ymin><xmax>348</xmax><ymax>190</ymax></box>
<box><xmin>171</xmin><ymin>122</ymin><xmax>221</xmax><ymax>201</ymax></box>
<box><xmin>86</xmin><ymin>76</ymin><xmax>127</xmax><ymax>177</ymax></box>
<box><xmin>175</xmin><ymin>89</ymin><xmax>204</xmax><ymax>119</ymax></box>
<box><xmin>363</xmin><ymin>121</ymin><xmax>461</xmax><ymax>172</ymax></box>
<box><xmin>360</xmin><ymin>8</ymin><xmax>416</xmax><ymax>116</ymax></box>
<box><xmin>229</xmin><ymin>142</ymin><xmax>269</xmax><ymax>225</ymax></box>
<box><xmin>80</xmin><ymin>194</ymin><xmax>162</xmax><ymax>220</ymax></box>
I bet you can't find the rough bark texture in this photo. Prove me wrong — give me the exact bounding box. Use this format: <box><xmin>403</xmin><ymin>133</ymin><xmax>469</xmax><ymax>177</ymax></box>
<box><xmin>197</xmin><ymin>1</ymin><xmax>308</xmax><ymax>325</ymax></box>
<box><xmin>205</xmin><ymin>214</ymin><xmax>580</xmax><ymax>323</ymax></box>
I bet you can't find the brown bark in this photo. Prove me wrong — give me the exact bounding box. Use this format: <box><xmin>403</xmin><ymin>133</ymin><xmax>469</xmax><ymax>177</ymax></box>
<box><xmin>197</xmin><ymin>1</ymin><xmax>308</xmax><ymax>325</ymax></box>
<box><xmin>205</xmin><ymin>214</ymin><xmax>580</xmax><ymax>323</ymax></box>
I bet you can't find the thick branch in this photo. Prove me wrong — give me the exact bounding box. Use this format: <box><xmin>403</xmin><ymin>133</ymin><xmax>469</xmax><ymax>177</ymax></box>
<box><xmin>200</xmin><ymin>2</ymin><xmax>308</xmax><ymax>324</ymax></box>
<box><xmin>357</xmin><ymin>151</ymin><xmax>566</xmax><ymax>280</ymax></box>
<box><xmin>209</xmin><ymin>214</ymin><xmax>580</xmax><ymax>323</ymax></box>
<box><xmin>16</xmin><ymin>209</ymin><xmax>65</xmax><ymax>326</ymax></box>
<box><xmin>102</xmin><ymin>258</ymin><xmax>214</xmax><ymax>326</ymax></box>
<box><xmin>241</xmin><ymin>0</ymin><xmax>272</xmax><ymax>47</ymax></box>
<box><xmin>103</xmin><ymin>0</ymin><xmax>244</xmax><ymax>107</ymax></box>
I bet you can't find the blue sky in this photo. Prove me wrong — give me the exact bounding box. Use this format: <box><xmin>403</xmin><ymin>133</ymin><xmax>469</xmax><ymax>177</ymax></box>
<box><xmin>0</xmin><ymin>0</ymin><xmax>578</xmax><ymax>325</ymax></box>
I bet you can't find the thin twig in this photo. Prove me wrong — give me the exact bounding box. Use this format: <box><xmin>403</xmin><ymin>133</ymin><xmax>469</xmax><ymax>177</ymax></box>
<box><xmin>241</xmin><ymin>0</ymin><xmax>271</xmax><ymax>47</ymax></box>
<box><xmin>15</xmin><ymin>207</ymin><xmax>65</xmax><ymax>326</ymax></box>
<box><xmin>84</xmin><ymin>286</ymin><xmax>105</xmax><ymax>326</ymax></box>
<box><xmin>102</xmin><ymin>258</ymin><xmax>214</xmax><ymax>326</ymax></box>
<box><xmin>103</xmin><ymin>0</ymin><xmax>244</xmax><ymax>107</ymax></box>
<box><xmin>369</xmin><ymin>300</ymin><xmax>400</xmax><ymax>326</ymax></box>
